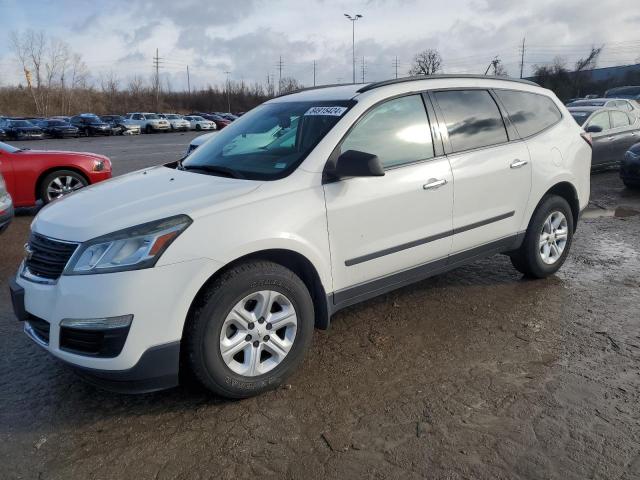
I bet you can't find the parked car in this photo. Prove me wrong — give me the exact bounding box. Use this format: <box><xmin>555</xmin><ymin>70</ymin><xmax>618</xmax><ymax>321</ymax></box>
<box><xmin>190</xmin><ymin>112</ymin><xmax>230</xmax><ymax>130</ymax></box>
<box><xmin>158</xmin><ymin>114</ymin><xmax>190</xmax><ymax>131</ymax></box>
<box><xmin>185</xmin><ymin>132</ymin><xmax>216</xmax><ymax>156</ymax></box>
<box><xmin>604</xmin><ymin>86</ymin><xmax>640</xmax><ymax>100</ymax></box>
<box><xmin>567</xmin><ymin>98</ymin><xmax>640</xmax><ymax>119</ymax></box>
<box><xmin>0</xmin><ymin>127</ymin><xmax>6</xmax><ymax>140</ymax></box>
<box><xmin>34</xmin><ymin>119</ymin><xmax>79</xmax><ymax>138</ymax></box>
<box><xmin>10</xmin><ymin>76</ymin><xmax>590</xmax><ymax>398</ymax></box>
<box><xmin>100</xmin><ymin>115</ymin><xmax>141</xmax><ymax>135</ymax></box>
<box><xmin>0</xmin><ymin>172</ymin><xmax>13</xmax><ymax>234</ymax></box>
<box><xmin>0</xmin><ymin>141</ymin><xmax>111</xmax><ymax>206</ymax></box>
<box><xmin>569</xmin><ymin>107</ymin><xmax>640</xmax><ymax>168</ymax></box>
<box><xmin>183</xmin><ymin>115</ymin><xmax>216</xmax><ymax>131</ymax></box>
<box><xmin>0</xmin><ymin>119</ymin><xmax>45</xmax><ymax>140</ymax></box>
<box><xmin>620</xmin><ymin>142</ymin><xmax>640</xmax><ymax>188</ymax></box>
<box><xmin>70</xmin><ymin>114</ymin><xmax>112</xmax><ymax>136</ymax></box>
<box><xmin>125</xmin><ymin>113</ymin><xmax>170</xmax><ymax>133</ymax></box>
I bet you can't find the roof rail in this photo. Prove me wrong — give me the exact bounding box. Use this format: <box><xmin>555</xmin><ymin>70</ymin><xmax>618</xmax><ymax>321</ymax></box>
<box><xmin>356</xmin><ymin>74</ymin><xmax>539</xmax><ymax>93</ymax></box>
<box><xmin>274</xmin><ymin>82</ymin><xmax>366</xmax><ymax>98</ymax></box>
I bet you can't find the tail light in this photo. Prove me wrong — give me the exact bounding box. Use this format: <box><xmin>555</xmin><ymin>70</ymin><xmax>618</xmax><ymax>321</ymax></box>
<box><xmin>581</xmin><ymin>132</ymin><xmax>593</xmax><ymax>148</ymax></box>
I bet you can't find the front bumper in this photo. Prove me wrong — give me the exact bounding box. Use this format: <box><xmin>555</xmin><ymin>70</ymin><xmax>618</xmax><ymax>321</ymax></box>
<box><xmin>11</xmin><ymin>257</ymin><xmax>222</xmax><ymax>391</ymax></box>
<box><xmin>0</xmin><ymin>194</ymin><xmax>13</xmax><ymax>232</ymax></box>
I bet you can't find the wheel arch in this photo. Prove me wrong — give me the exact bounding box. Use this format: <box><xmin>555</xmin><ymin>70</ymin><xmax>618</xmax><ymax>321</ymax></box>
<box><xmin>184</xmin><ymin>248</ymin><xmax>331</xmax><ymax>333</ymax></box>
<box><xmin>35</xmin><ymin>167</ymin><xmax>90</xmax><ymax>202</ymax></box>
<box><xmin>542</xmin><ymin>181</ymin><xmax>581</xmax><ymax>231</ymax></box>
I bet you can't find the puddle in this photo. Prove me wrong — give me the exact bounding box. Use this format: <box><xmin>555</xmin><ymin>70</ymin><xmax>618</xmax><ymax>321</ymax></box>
<box><xmin>582</xmin><ymin>206</ymin><xmax>640</xmax><ymax>219</ymax></box>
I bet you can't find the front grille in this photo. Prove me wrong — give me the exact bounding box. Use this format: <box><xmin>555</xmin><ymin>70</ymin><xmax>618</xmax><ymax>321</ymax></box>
<box><xmin>27</xmin><ymin>316</ymin><xmax>50</xmax><ymax>344</ymax></box>
<box><xmin>60</xmin><ymin>325</ymin><xmax>130</xmax><ymax>358</ymax></box>
<box><xmin>25</xmin><ymin>233</ymin><xmax>78</xmax><ymax>281</ymax></box>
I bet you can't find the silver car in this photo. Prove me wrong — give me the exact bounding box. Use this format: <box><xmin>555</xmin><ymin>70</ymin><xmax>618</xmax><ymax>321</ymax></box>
<box><xmin>0</xmin><ymin>172</ymin><xmax>13</xmax><ymax>234</ymax></box>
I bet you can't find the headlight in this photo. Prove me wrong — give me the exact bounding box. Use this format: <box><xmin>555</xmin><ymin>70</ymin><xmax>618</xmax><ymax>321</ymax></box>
<box><xmin>64</xmin><ymin>215</ymin><xmax>192</xmax><ymax>275</ymax></box>
<box><xmin>93</xmin><ymin>159</ymin><xmax>105</xmax><ymax>171</ymax></box>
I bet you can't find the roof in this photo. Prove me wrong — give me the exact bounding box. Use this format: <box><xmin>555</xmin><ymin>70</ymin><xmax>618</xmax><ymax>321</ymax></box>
<box><xmin>272</xmin><ymin>74</ymin><xmax>540</xmax><ymax>103</ymax></box>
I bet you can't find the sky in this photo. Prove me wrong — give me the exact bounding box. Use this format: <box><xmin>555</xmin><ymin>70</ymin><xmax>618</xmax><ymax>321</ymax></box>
<box><xmin>0</xmin><ymin>0</ymin><xmax>638</xmax><ymax>91</ymax></box>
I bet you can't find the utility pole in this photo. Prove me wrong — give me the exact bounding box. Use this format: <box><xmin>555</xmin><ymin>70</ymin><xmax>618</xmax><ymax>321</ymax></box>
<box><xmin>344</xmin><ymin>13</ymin><xmax>363</xmax><ymax>84</ymax></box>
<box><xmin>224</xmin><ymin>71</ymin><xmax>231</xmax><ymax>112</ymax></box>
<box><xmin>393</xmin><ymin>56</ymin><xmax>399</xmax><ymax>79</ymax></box>
<box><xmin>153</xmin><ymin>48</ymin><xmax>163</xmax><ymax>111</ymax></box>
<box><xmin>361</xmin><ymin>56</ymin><xmax>366</xmax><ymax>83</ymax></box>
<box><xmin>313</xmin><ymin>60</ymin><xmax>317</xmax><ymax>86</ymax></box>
<box><xmin>484</xmin><ymin>56</ymin><xmax>499</xmax><ymax>75</ymax></box>
<box><xmin>519</xmin><ymin>37</ymin><xmax>526</xmax><ymax>78</ymax></box>
<box><xmin>186</xmin><ymin>65</ymin><xmax>191</xmax><ymax>96</ymax></box>
<box><xmin>277</xmin><ymin>56</ymin><xmax>284</xmax><ymax>94</ymax></box>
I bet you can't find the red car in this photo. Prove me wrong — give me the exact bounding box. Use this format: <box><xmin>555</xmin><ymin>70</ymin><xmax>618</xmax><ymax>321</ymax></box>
<box><xmin>0</xmin><ymin>141</ymin><xmax>112</xmax><ymax>207</ymax></box>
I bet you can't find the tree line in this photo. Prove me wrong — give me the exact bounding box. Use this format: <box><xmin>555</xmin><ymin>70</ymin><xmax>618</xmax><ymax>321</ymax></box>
<box><xmin>1</xmin><ymin>30</ymin><xmax>637</xmax><ymax>118</ymax></box>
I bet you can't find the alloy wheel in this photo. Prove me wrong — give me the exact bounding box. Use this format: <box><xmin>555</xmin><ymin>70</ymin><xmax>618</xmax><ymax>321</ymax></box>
<box><xmin>539</xmin><ymin>211</ymin><xmax>568</xmax><ymax>264</ymax></box>
<box><xmin>219</xmin><ymin>290</ymin><xmax>297</xmax><ymax>377</ymax></box>
<box><xmin>46</xmin><ymin>175</ymin><xmax>85</xmax><ymax>202</ymax></box>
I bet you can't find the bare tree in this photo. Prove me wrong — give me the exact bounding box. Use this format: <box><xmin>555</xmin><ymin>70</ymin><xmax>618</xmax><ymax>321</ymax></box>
<box><xmin>10</xmin><ymin>30</ymin><xmax>46</xmax><ymax>113</ymax></box>
<box><xmin>409</xmin><ymin>49</ymin><xmax>443</xmax><ymax>76</ymax></box>
<box><xmin>279</xmin><ymin>77</ymin><xmax>302</xmax><ymax>94</ymax></box>
<box><xmin>100</xmin><ymin>71</ymin><xmax>120</xmax><ymax>112</ymax></box>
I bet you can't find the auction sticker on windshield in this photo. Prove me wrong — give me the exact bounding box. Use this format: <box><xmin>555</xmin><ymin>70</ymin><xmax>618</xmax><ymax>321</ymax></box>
<box><xmin>304</xmin><ymin>106</ymin><xmax>347</xmax><ymax>116</ymax></box>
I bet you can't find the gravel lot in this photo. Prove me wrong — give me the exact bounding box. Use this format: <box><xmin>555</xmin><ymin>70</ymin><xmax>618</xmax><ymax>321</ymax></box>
<box><xmin>1</xmin><ymin>135</ymin><xmax>639</xmax><ymax>479</ymax></box>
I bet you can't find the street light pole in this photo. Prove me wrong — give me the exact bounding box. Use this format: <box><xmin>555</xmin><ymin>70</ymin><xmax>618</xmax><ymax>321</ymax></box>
<box><xmin>344</xmin><ymin>13</ymin><xmax>363</xmax><ymax>84</ymax></box>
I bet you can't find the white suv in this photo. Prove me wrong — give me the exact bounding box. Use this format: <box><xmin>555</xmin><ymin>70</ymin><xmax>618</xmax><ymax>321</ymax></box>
<box><xmin>11</xmin><ymin>76</ymin><xmax>591</xmax><ymax>397</ymax></box>
<box><xmin>126</xmin><ymin>113</ymin><xmax>170</xmax><ymax>133</ymax></box>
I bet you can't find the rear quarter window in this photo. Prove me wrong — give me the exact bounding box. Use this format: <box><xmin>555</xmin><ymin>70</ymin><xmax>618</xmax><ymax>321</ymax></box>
<box><xmin>495</xmin><ymin>90</ymin><xmax>562</xmax><ymax>138</ymax></box>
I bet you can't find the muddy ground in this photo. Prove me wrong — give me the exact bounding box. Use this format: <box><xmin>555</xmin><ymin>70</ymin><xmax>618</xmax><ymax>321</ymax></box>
<box><xmin>1</xmin><ymin>135</ymin><xmax>639</xmax><ymax>479</ymax></box>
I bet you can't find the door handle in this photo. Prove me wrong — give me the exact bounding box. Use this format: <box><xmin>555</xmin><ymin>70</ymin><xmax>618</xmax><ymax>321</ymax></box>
<box><xmin>423</xmin><ymin>178</ymin><xmax>447</xmax><ymax>190</ymax></box>
<box><xmin>510</xmin><ymin>159</ymin><xmax>528</xmax><ymax>169</ymax></box>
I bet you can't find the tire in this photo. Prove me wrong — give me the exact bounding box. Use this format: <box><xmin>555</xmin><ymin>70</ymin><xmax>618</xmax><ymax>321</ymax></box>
<box><xmin>145</xmin><ymin>125</ymin><xmax>153</xmax><ymax>134</ymax></box>
<box><xmin>623</xmin><ymin>179</ymin><xmax>640</xmax><ymax>189</ymax></box>
<box><xmin>195</xmin><ymin>124</ymin><xmax>202</xmax><ymax>131</ymax></box>
<box><xmin>39</xmin><ymin>170</ymin><xmax>88</xmax><ymax>204</ymax></box>
<box><xmin>185</xmin><ymin>261</ymin><xmax>314</xmax><ymax>398</ymax></box>
<box><xmin>510</xmin><ymin>195</ymin><xmax>574</xmax><ymax>278</ymax></box>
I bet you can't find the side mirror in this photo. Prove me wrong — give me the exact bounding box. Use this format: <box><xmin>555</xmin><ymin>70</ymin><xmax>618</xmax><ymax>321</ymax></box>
<box><xmin>585</xmin><ymin>125</ymin><xmax>603</xmax><ymax>133</ymax></box>
<box><xmin>334</xmin><ymin>150</ymin><xmax>385</xmax><ymax>179</ymax></box>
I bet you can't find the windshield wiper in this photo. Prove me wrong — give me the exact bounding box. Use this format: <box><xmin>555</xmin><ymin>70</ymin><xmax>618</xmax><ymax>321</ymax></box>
<box><xmin>181</xmin><ymin>164</ymin><xmax>245</xmax><ymax>179</ymax></box>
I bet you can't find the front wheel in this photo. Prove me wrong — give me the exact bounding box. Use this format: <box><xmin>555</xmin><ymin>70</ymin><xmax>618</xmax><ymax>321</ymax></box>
<box><xmin>510</xmin><ymin>195</ymin><xmax>574</xmax><ymax>278</ymax></box>
<box><xmin>185</xmin><ymin>261</ymin><xmax>314</xmax><ymax>398</ymax></box>
<box><xmin>40</xmin><ymin>170</ymin><xmax>88</xmax><ymax>204</ymax></box>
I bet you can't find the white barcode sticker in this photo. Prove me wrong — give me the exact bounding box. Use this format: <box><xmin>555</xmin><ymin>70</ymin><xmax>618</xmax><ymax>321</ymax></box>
<box><xmin>304</xmin><ymin>106</ymin><xmax>347</xmax><ymax>116</ymax></box>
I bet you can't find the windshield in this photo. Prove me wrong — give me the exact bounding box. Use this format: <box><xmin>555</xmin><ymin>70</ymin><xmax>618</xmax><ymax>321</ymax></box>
<box><xmin>47</xmin><ymin>120</ymin><xmax>68</xmax><ymax>126</ymax></box>
<box><xmin>9</xmin><ymin>120</ymin><xmax>34</xmax><ymax>127</ymax></box>
<box><xmin>0</xmin><ymin>142</ymin><xmax>21</xmax><ymax>153</ymax></box>
<box><xmin>182</xmin><ymin>100</ymin><xmax>352</xmax><ymax>180</ymax></box>
<box><xmin>145</xmin><ymin>114</ymin><xmax>159</xmax><ymax>119</ymax></box>
<box><xmin>166</xmin><ymin>114</ymin><xmax>180</xmax><ymax>119</ymax></box>
<box><xmin>570</xmin><ymin>111</ymin><xmax>591</xmax><ymax>126</ymax></box>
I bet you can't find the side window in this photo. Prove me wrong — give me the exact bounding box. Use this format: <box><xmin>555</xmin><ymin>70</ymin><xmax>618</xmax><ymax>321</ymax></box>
<box><xmin>494</xmin><ymin>90</ymin><xmax>562</xmax><ymax>138</ymax></box>
<box><xmin>433</xmin><ymin>90</ymin><xmax>507</xmax><ymax>152</ymax></box>
<box><xmin>621</xmin><ymin>101</ymin><xmax>632</xmax><ymax>112</ymax></box>
<box><xmin>133</xmin><ymin>114</ymin><xmax>143</xmax><ymax>120</ymax></box>
<box><xmin>611</xmin><ymin>110</ymin><xmax>631</xmax><ymax>128</ymax></box>
<box><xmin>588</xmin><ymin>112</ymin><xmax>611</xmax><ymax>131</ymax></box>
<box><xmin>340</xmin><ymin>95</ymin><xmax>434</xmax><ymax>168</ymax></box>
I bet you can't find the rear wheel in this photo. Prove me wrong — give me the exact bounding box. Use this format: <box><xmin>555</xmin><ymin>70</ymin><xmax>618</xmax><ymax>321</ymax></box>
<box><xmin>40</xmin><ymin>170</ymin><xmax>88</xmax><ymax>204</ymax></box>
<box><xmin>510</xmin><ymin>195</ymin><xmax>574</xmax><ymax>278</ymax></box>
<box><xmin>185</xmin><ymin>261</ymin><xmax>314</xmax><ymax>398</ymax></box>
<box><xmin>145</xmin><ymin>125</ymin><xmax>153</xmax><ymax>134</ymax></box>
<box><xmin>195</xmin><ymin>124</ymin><xmax>202</xmax><ymax>131</ymax></box>
<box><xmin>623</xmin><ymin>179</ymin><xmax>640</xmax><ymax>189</ymax></box>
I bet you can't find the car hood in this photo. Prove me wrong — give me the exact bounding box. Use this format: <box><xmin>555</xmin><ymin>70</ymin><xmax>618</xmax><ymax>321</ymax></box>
<box><xmin>20</xmin><ymin>150</ymin><xmax>108</xmax><ymax>161</ymax></box>
<box><xmin>32</xmin><ymin>165</ymin><xmax>261</xmax><ymax>242</ymax></box>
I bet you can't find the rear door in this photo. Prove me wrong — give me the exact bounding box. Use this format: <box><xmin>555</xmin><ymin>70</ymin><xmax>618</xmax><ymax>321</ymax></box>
<box><xmin>431</xmin><ymin>89</ymin><xmax>531</xmax><ymax>254</ymax></box>
<box><xmin>324</xmin><ymin>94</ymin><xmax>454</xmax><ymax>301</ymax></box>
<box><xmin>609</xmin><ymin>110</ymin><xmax>640</xmax><ymax>163</ymax></box>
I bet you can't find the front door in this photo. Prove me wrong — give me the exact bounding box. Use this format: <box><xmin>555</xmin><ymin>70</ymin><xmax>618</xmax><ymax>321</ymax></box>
<box><xmin>587</xmin><ymin>110</ymin><xmax>614</xmax><ymax>167</ymax></box>
<box><xmin>323</xmin><ymin>94</ymin><xmax>454</xmax><ymax>300</ymax></box>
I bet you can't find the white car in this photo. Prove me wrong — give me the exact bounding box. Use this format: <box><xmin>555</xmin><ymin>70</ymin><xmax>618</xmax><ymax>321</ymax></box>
<box><xmin>183</xmin><ymin>115</ymin><xmax>216</xmax><ymax>131</ymax></box>
<box><xmin>125</xmin><ymin>113</ymin><xmax>170</xmax><ymax>133</ymax></box>
<box><xmin>11</xmin><ymin>76</ymin><xmax>590</xmax><ymax>398</ymax></box>
<box><xmin>159</xmin><ymin>114</ymin><xmax>191</xmax><ymax>132</ymax></box>
<box><xmin>185</xmin><ymin>132</ymin><xmax>216</xmax><ymax>156</ymax></box>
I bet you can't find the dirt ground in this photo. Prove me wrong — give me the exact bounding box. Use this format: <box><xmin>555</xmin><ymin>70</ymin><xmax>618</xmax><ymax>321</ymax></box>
<box><xmin>1</xmin><ymin>135</ymin><xmax>639</xmax><ymax>479</ymax></box>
